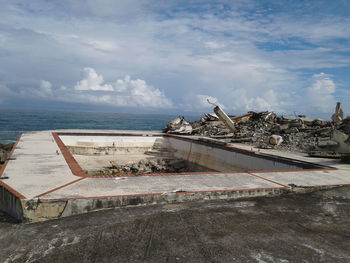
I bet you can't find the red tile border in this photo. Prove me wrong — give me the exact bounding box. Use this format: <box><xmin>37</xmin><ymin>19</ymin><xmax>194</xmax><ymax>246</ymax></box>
<box><xmin>52</xmin><ymin>133</ymin><xmax>86</xmax><ymax>178</ymax></box>
<box><xmin>88</xmin><ymin>170</ymin><xmax>246</xmax><ymax>178</ymax></box>
<box><xmin>35</xmin><ymin>178</ymin><xmax>85</xmax><ymax>198</ymax></box>
<box><xmin>247</xmin><ymin>173</ymin><xmax>290</xmax><ymax>188</ymax></box>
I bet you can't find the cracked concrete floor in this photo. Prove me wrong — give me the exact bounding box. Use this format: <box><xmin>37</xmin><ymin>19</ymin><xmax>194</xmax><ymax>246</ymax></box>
<box><xmin>0</xmin><ymin>186</ymin><xmax>350</xmax><ymax>263</ymax></box>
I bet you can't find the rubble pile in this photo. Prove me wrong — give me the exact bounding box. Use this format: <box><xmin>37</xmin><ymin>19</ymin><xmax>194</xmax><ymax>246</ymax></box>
<box><xmin>338</xmin><ymin>117</ymin><xmax>350</xmax><ymax>135</ymax></box>
<box><xmin>163</xmin><ymin>116</ymin><xmax>192</xmax><ymax>134</ymax></box>
<box><xmin>164</xmin><ymin>111</ymin><xmax>348</xmax><ymax>153</ymax></box>
<box><xmin>91</xmin><ymin>158</ymin><xmax>209</xmax><ymax>176</ymax></box>
<box><xmin>233</xmin><ymin>113</ymin><xmax>334</xmax><ymax>152</ymax></box>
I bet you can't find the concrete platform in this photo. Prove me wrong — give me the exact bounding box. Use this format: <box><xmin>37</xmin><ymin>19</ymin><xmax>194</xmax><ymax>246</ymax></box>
<box><xmin>1</xmin><ymin>130</ymin><xmax>350</xmax><ymax>222</ymax></box>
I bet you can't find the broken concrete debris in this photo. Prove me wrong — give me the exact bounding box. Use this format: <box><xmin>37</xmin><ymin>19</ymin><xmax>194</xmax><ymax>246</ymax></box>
<box><xmin>213</xmin><ymin>105</ymin><xmax>237</xmax><ymax>133</ymax></box>
<box><xmin>269</xmin><ymin>135</ymin><xmax>283</xmax><ymax>146</ymax></box>
<box><xmin>91</xmin><ymin>158</ymin><xmax>211</xmax><ymax>176</ymax></box>
<box><xmin>163</xmin><ymin>116</ymin><xmax>192</xmax><ymax>134</ymax></box>
<box><xmin>163</xmin><ymin>104</ymin><xmax>350</xmax><ymax>155</ymax></box>
<box><xmin>320</xmin><ymin>116</ymin><xmax>350</xmax><ymax>154</ymax></box>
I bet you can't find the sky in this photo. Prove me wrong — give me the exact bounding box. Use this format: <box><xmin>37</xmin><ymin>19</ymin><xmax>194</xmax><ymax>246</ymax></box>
<box><xmin>0</xmin><ymin>0</ymin><xmax>350</xmax><ymax>118</ymax></box>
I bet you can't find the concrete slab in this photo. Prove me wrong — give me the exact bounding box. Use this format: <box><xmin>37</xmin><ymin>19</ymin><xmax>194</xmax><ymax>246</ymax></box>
<box><xmin>252</xmin><ymin>169</ymin><xmax>350</xmax><ymax>187</ymax></box>
<box><xmin>41</xmin><ymin>172</ymin><xmax>283</xmax><ymax>199</ymax></box>
<box><xmin>2</xmin><ymin>131</ymin><xmax>77</xmax><ymax>199</ymax></box>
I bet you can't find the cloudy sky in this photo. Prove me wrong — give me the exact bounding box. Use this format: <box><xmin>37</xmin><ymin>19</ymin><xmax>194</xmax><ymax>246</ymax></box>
<box><xmin>0</xmin><ymin>0</ymin><xmax>349</xmax><ymax>117</ymax></box>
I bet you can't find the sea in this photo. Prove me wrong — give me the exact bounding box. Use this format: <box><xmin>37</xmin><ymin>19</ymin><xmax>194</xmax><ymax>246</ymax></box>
<box><xmin>0</xmin><ymin>109</ymin><xmax>197</xmax><ymax>144</ymax></box>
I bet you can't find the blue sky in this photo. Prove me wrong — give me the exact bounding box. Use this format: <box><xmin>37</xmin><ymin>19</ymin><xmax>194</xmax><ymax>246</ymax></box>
<box><xmin>0</xmin><ymin>0</ymin><xmax>349</xmax><ymax>118</ymax></box>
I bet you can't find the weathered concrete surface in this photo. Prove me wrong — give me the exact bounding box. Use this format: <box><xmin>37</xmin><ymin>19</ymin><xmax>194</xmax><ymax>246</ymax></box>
<box><xmin>41</xmin><ymin>173</ymin><xmax>282</xmax><ymax>199</ymax></box>
<box><xmin>0</xmin><ymin>186</ymin><xmax>350</xmax><ymax>263</ymax></box>
<box><xmin>1</xmin><ymin>131</ymin><xmax>77</xmax><ymax>199</ymax></box>
<box><xmin>251</xmin><ymin>169</ymin><xmax>350</xmax><ymax>188</ymax></box>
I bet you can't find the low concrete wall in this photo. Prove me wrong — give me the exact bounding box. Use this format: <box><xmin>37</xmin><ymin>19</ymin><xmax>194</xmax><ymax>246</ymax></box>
<box><xmin>67</xmin><ymin>145</ymin><xmax>153</xmax><ymax>155</ymax></box>
<box><xmin>17</xmin><ymin>188</ymin><xmax>285</xmax><ymax>222</ymax></box>
<box><xmin>60</xmin><ymin>135</ymin><xmax>164</xmax><ymax>148</ymax></box>
<box><xmin>166</xmin><ymin>137</ymin><xmax>325</xmax><ymax>171</ymax></box>
<box><xmin>26</xmin><ymin>188</ymin><xmax>284</xmax><ymax>221</ymax></box>
<box><xmin>61</xmin><ymin>135</ymin><xmax>169</xmax><ymax>156</ymax></box>
<box><xmin>21</xmin><ymin>199</ymin><xmax>67</xmax><ymax>222</ymax></box>
<box><xmin>0</xmin><ymin>185</ymin><xmax>24</xmax><ymax>221</ymax></box>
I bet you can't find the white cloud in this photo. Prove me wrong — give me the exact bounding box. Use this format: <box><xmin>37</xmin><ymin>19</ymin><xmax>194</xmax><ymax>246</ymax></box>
<box><xmin>74</xmin><ymin>67</ymin><xmax>114</xmax><ymax>91</ymax></box>
<box><xmin>306</xmin><ymin>73</ymin><xmax>336</xmax><ymax>113</ymax></box>
<box><xmin>115</xmin><ymin>76</ymin><xmax>129</xmax><ymax>92</ymax></box>
<box><xmin>229</xmin><ymin>88</ymin><xmax>281</xmax><ymax>112</ymax></box>
<box><xmin>39</xmin><ymin>80</ymin><xmax>53</xmax><ymax>95</ymax></box>
<box><xmin>113</xmin><ymin>75</ymin><xmax>173</xmax><ymax>108</ymax></box>
<box><xmin>205</xmin><ymin>41</ymin><xmax>226</xmax><ymax>49</ymax></box>
<box><xmin>309</xmin><ymin>73</ymin><xmax>336</xmax><ymax>93</ymax></box>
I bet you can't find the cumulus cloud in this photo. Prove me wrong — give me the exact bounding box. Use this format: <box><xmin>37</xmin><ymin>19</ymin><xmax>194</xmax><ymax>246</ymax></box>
<box><xmin>39</xmin><ymin>80</ymin><xmax>53</xmax><ymax>95</ymax></box>
<box><xmin>114</xmin><ymin>75</ymin><xmax>173</xmax><ymax>108</ymax></box>
<box><xmin>74</xmin><ymin>68</ymin><xmax>113</xmax><ymax>91</ymax></box>
<box><xmin>306</xmin><ymin>73</ymin><xmax>336</xmax><ymax>113</ymax></box>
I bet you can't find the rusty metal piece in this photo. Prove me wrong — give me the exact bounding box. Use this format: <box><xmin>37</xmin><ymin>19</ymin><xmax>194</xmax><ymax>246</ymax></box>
<box><xmin>232</xmin><ymin>113</ymin><xmax>253</xmax><ymax>123</ymax></box>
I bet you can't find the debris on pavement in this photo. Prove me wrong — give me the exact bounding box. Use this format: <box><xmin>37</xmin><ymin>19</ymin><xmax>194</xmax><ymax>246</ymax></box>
<box><xmin>269</xmin><ymin>135</ymin><xmax>283</xmax><ymax>146</ymax></box>
<box><xmin>163</xmin><ymin>102</ymin><xmax>350</xmax><ymax>155</ymax></box>
<box><xmin>163</xmin><ymin>116</ymin><xmax>193</xmax><ymax>134</ymax></box>
<box><xmin>91</xmin><ymin>158</ymin><xmax>212</xmax><ymax>176</ymax></box>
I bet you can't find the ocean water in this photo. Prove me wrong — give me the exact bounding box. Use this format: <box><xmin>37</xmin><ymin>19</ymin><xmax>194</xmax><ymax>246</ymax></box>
<box><xmin>0</xmin><ymin>109</ymin><xmax>196</xmax><ymax>144</ymax></box>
